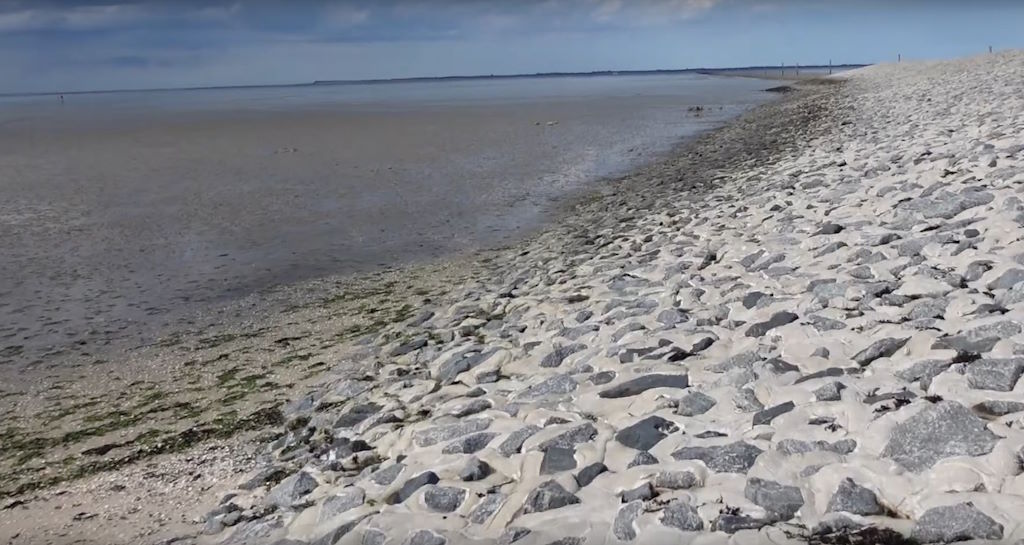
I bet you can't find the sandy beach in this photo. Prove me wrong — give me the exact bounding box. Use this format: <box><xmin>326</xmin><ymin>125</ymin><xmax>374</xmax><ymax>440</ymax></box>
<box><xmin>4</xmin><ymin>51</ymin><xmax>1024</xmax><ymax>545</ymax></box>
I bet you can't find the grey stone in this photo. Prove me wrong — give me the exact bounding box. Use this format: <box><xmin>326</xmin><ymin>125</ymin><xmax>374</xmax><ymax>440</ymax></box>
<box><xmin>267</xmin><ymin>471</ymin><xmax>318</xmax><ymax>508</ymax></box>
<box><xmin>612</xmin><ymin>323</ymin><xmax>646</xmax><ymax>343</ymax></box>
<box><xmin>714</xmin><ymin>515</ymin><xmax>771</xmax><ymax>534</ymax></box>
<box><xmin>810</xmin><ymin>279</ymin><xmax>846</xmax><ymax>299</ymax></box>
<box><xmin>988</xmin><ymin>269</ymin><xmax>1024</xmax><ymax>290</ymax></box>
<box><xmin>468</xmin><ymin>492</ymin><xmax>506</xmax><ymax>524</ymax></box>
<box><xmin>423</xmin><ymin>486</ymin><xmax>466</xmax><ymax>513</ymax></box>
<box><xmin>362</xmin><ymin>529</ymin><xmax>386</xmax><ymax>545</ymax></box>
<box><xmin>406</xmin><ymin>530</ymin><xmax>445</xmax><ymax>545</ymax></box>
<box><xmin>588</xmin><ymin>371</ymin><xmax>616</xmax><ymax>385</ymax></box>
<box><xmin>537</xmin><ymin>423</ymin><xmax>598</xmax><ymax>451</ymax></box>
<box><xmin>912</xmin><ymin>190</ymin><xmax>994</xmax><ymax>220</ymax></box>
<box><xmin>498</xmin><ymin>528</ymin><xmax>530</xmax><ymax>545</ymax></box>
<box><xmin>676</xmin><ymin>391</ymin><xmax>717</xmax><ymax>416</ymax></box>
<box><xmin>311</xmin><ymin>516</ymin><xmax>369</xmax><ymax>545</ymax></box>
<box><xmin>497</xmin><ymin>425</ymin><xmax>542</xmax><ymax>456</ymax></box>
<box><xmin>753</xmin><ymin>401</ymin><xmax>796</xmax><ymax>426</ymax></box>
<box><xmin>810</xmin><ymin>516</ymin><xmax>868</xmax><ymax>537</ymax></box>
<box><xmin>391</xmin><ymin>338</ymin><xmax>428</xmax><ymax>357</ymax></box>
<box><xmin>935</xmin><ymin>320</ymin><xmax>1024</xmax><ymax>354</ymax></box>
<box><xmin>911</xmin><ymin>503</ymin><xmax>1003</xmax><ymax>543</ymax></box>
<box><xmin>853</xmin><ymin>337</ymin><xmax>910</xmax><ymax>366</ymax></box>
<box><xmin>765</xmin><ymin>358</ymin><xmax>799</xmax><ymax>374</ymax></box>
<box><xmin>544</xmin><ymin>539</ymin><xmax>584</xmax><ymax>545</ymax></box>
<box><xmin>826</xmin><ymin>478</ymin><xmax>884</xmax><ymax>516</ymax></box>
<box><xmin>615</xmin><ymin>415</ymin><xmax>679</xmax><ymax>450</ymax></box>
<box><xmin>386</xmin><ymin>471</ymin><xmax>440</xmax><ymax>505</ymax></box>
<box><xmin>690</xmin><ymin>335</ymin><xmax>717</xmax><ymax>353</ymax></box>
<box><xmin>620</xmin><ymin>482</ymin><xmax>656</xmax><ymax>503</ymax></box>
<box><xmin>707</xmin><ymin>350</ymin><xmax>763</xmax><ymax>373</ymax></box>
<box><xmin>459</xmin><ymin>457</ymin><xmax>493</xmax><ymax>482</ymax></box>
<box><xmin>540</xmin><ymin>447</ymin><xmax>578</xmax><ymax>474</ymax></box>
<box><xmin>541</xmin><ymin>344</ymin><xmax>587</xmax><ymax>368</ymax></box>
<box><xmin>409</xmin><ymin>309</ymin><xmax>434</xmax><ymax>327</ymax></box>
<box><xmin>847</xmin><ymin>265</ymin><xmax>874</xmax><ymax>280</ymax></box>
<box><xmin>561</xmin><ymin>324</ymin><xmax>599</xmax><ymax>340</ymax></box>
<box><xmin>598</xmin><ymin>374</ymin><xmax>690</xmax><ymax>398</ymax></box>
<box><xmin>654</xmin><ymin>470</ymin><xmax>699</xmax><ymax>490</ymax></box>
<box><xmin>814</xmin><ymin>222</ymin><xmax>845</xmax><ymax>236</ymax></box>
<box><xmin>871</xmin><ymin>232</ymin><xmax>902</xmax><ymax>246</ymax></box>
<box><xmin>671</xmin><ymin>441</ymin><xmax>763</xmax><ymax>473</ymax></box>
<box><xmin>475</xmin><ymin>368</ymin><xmax>500</xmax><ymax>384</ymax></box>
<box><xmin>522</xmin><ymin>480</ymin><xmax>581</xmax><ymax>514</ymax></box>
<box><xmin>741</xmin><ymin>250</ymin><xmax>766</xmax><ymax>268</ymax></box>
<box><xmin>516</xmin><ymin>374</ymin><xmax>578</xmax><ymax>400</ymax></box>
<box><xmin>441</xmin><ymin>432</ymin><xmax>498</xmax><ymax>455</ymax></box>
<box><xmin>436</xmin><ymin>349</ymin><xmax>497</xmax><ymax>385</ymax></box>
<box><xmin>744</xmin><ymin>477</ymin><xmax>803</xmax><ymax>520</ymax></box>
<box><xmin>413</xmin><ymin>418</ymin><xmax>492</xmax><ymax>448</ymax></box>
<box><xmin>881</xmin><ymin>401</ymin><xmax>999</xmax><ymax>471</ymax></box>
<box><xmin>628</xmin><ymin>451</ymin><xmax>659</xmax><ymax>467</ymax></box>
<box><xmin>657</xmin><ymin>308</ymin><xmax>688</xmax><ymax>326</ymax></box>
<box><xmin>776</xmin><ymin>439</ymin><xmax>857</xmax><ymax>456</ymax></box>
<box><xmin>369</xmin><ymin>463</ymin><xmax>404</xmax><ymax>486</ymax></box>
<box><xmin>575</xmin><ymin>462</ymin><xmax>608</xmax><ymax>487</ymax></box>
<box><xmin>895</xmin><ymin>359</ymin><xmax>955</xmax><ymax>387</ymax></box>
<box><xmin>812</xmin><ymin>347</ymin><xmax>830</xmax><ymax>358</ymax></box>
<box><xmin>318</xmin><ymin>488</ymin><xmax>365</xmax><ymax>523</ymax></box>
<box><xmin>807</xmin><ymin>315</ymin><xmax>848</xmax><ymax>332</ymax></box>
<box><xmin>733</xmin><ymin>388</ymin><xmax>764</xmax><ymax>412</ymax></box>
<box><xmin>972</xmin><ymin>400</ymin><xmax>1024</xmax><ymax>418</ymax></box>
<box><xmin>745</xmin><ymin>311</ymin><xmax>799</xmax><ymax>337</ymax></box>
<box><xmin>908</xmin><ymin>298</ymin><xmax>949</xmax><ymax>320</ymax></box>
<box><xmin>660</xmin><ymin>500</ymin><xmax>704</xmax><ymax>531</ymax></box>
<box><xmin>966</xmin><ymin>358</ymin><xmax>1024</xmax><ymax>391</ymax></box>
<box><xmin>448</xmin><ymin>399</ymin><xmax>492</xmax><ymax>418</ymax></box>
<box><xmin>742</xmin><ymin>291</ymin><xmax>771</xmax><ymax>309</ymax></box>
<box><xmin>335</xmin><ymin>403</ymin><xmax>383</xmax><ymax>428</ymax></box>
<box><xmin>613</xmin><ymin>501</ymin><xmax>645</xmax><ymax>541</ymax></box>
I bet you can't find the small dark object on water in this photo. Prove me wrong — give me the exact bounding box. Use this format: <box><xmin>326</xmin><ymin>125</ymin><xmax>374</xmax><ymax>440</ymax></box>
<box><xmin>765</xmin><ymin>86</ymin><xmax>795</xmax><ymax>93</ymax></box>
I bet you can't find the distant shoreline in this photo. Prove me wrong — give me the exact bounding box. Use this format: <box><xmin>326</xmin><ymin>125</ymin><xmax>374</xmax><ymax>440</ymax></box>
<box><xmin>0</xmin><ymin>64</ymin><xmax>867</xmax><ymax>98</ymax></box>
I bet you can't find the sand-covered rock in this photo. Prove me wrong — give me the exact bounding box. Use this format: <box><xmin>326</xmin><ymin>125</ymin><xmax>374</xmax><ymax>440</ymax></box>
<box><xmin>206</xmin><ymin>52</ymin><xmax>1024</xmax><ymax>545</ymax></box>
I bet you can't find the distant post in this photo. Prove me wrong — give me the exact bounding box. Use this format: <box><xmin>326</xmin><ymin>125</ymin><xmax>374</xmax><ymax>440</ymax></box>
<box><xmin>829</xmin><ymin>59</ymin><xmax>832</xmax><ymax>75</ymax></box>
<box><xmin>796</xmin><ymin>62</ymin><xmax>800</xmax><ymax>76</ymax></box>
<box><xmin>781</xmin><ymin>62</ymin><xmax>785</xmax><ymax>77</ymax></box>
<box><xmin>898</xmin><ymin>53</ymin><xmax>901</xmax><ymax>63</ymax></box>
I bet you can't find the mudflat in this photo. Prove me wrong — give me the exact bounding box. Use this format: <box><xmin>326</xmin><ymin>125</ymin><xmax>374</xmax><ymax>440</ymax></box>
<box><xmin>0</xmin><ymin>75</ymin><xmax>771</xmax><ymax>372</ymax></box>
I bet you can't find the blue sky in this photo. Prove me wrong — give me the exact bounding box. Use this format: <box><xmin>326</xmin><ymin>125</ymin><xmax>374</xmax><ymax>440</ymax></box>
<box><xmin>1</xmin><ymin>0</ymin><xmax>1022</xmax><ymax>93</ymax></box>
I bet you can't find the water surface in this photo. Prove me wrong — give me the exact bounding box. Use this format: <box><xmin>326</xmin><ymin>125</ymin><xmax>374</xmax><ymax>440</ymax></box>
<box><xmin>0</xmin><ymin>74</ymin><xmax>773</xmax><ymax>367</ymax></box>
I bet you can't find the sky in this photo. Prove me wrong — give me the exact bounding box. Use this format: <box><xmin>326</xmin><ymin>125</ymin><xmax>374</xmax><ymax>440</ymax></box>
<box><xmin>1</xmin><ymin>0</ymin><xmax>1023</xmax><ymax>94</ymax></box>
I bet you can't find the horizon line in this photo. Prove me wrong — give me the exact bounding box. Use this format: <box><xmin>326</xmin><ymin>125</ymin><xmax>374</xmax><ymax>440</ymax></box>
<box><xmin>0</xmin><ymin>63</ymin><xmax>869</xmax><ymax>98</ymax></box>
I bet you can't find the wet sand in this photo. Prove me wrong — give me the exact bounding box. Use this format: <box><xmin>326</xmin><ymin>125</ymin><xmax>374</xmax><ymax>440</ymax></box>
<box><xmin>0</xmin><ymin>76</ymin><xmax>771</xmax><ymax>372</ymax></box>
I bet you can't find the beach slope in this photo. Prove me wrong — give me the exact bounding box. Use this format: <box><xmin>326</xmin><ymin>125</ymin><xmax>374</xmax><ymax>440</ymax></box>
<box><xmin>198</xmin><ymin>52</ymin><xmax>1024</xmax><ymax>545</ymax></box>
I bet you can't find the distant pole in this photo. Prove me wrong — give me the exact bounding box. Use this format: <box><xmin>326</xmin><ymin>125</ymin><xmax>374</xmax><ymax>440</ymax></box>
<box><xmin>898</xmin><ymin>53</ymin><xmax>901</xmax><ymax>63</ymax></box>
<box><xmin>796</xmin><ymin>62</ymin><xmax>800</xmax><ymax>76</ymax></box>
<box><xmin>829</xmin><ymin>59</ymin><xmax>832</xmax><ymax>75</ymax></box>
<box><xmin>781</xmin><ymin>62</ymin><xmax>785</xmax><ymax>77</ymax></box>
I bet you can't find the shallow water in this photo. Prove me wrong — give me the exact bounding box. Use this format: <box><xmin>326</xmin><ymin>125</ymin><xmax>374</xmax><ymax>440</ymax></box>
<box><xmin>0</xmin><ymin>74</ymin><xmax>773</xmax><ymax>367</ymax></box>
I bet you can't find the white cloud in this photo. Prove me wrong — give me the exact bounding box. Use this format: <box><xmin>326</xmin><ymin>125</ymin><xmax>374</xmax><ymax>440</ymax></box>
<box><xmin>590</xmin><ymin>0</ymin><xmax>721</xmax><ymax>24</ymax></box>
<box><xmin>0</xmin><ymin>4</ymin><xmax>149</xmax><ymax>32</ymax></box>
<box><xmin>323</xmin><ymin>5</ymin><xmax>371</xmax><ymax>28</ymax></box>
